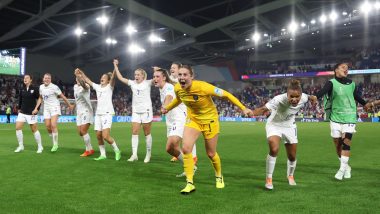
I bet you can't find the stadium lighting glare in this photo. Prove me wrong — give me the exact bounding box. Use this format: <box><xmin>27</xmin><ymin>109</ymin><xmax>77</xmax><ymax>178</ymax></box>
<box><xmin>263</xmin><ymin>33</ymin><xmax>269</xmax><ymax>37</ymax></box>
<box><xmin>375</xmin><ymin>2</ymin><xmax>380</xmax><ymax>10</ymax></box>
<box><xmin>126</xmin><ymin>25</ymin><xmax>137</xmax><ymax>34</ymax></box>
<box><xmin>342</xmin><ymin>11</ymin><xmax>348</xmax><ymax>16</ymax></box>
<box><xmin>319</xmin><ymin>15</ymin><xmax>327</xmax><ymax>23</ymax></box>
<box><xmin>310</xmin><ymin>19</ymin><xmax>316</xmax><ymax>24</ymax></box>
<box><xmin>149</xmin><ymin>34</ymin><xmax>165</xmax><ymax>42</ymax></box>
<box><xmin>128</xmin><ymin>44</ymin><xmax>146</xmax><ymax>53</ymax></box>
<box><xmin>105</xmin><ymin>38</ymin><xmax>117</xmax><ymax>45</ymax></box>
<box><xmin>74</xmin><ymin>27</ymin><xmax>83</xmax><ymax>36</ymax></box>
<box><xmin>245</xmin><ymin>38</ymin><xmax>250</xmax><ymax>41</ymax></box>
<box><xmin>96</xmin><ymin>15</ymin><xmax>109</xmax><ymax>25</ymax></box>
<box><xmin>83</xmin><ymin>31</ymin><xmax>87</xmax><ymax>35</ymax></box>
<box><xmin>252</xmin><ymin>33</ymin><xmax>261</xmax><ymax>42</ymax></box>
<box><xmin>329</xmin><ymin>11</ymin><xmax>338</xmax><ymax>21</ymax></box>
<box><xmin>281</xmin><ymin>28</ymin><xmax>286</xmax><ymax>32</ymax></box>
<box><xmin>288</xmin><ymin>22</ymin><xmax>298</xmax><ymax>33</ymax></box>
<box><xmin>300</xmin><ymin>22</ymin><xmax>306</xmax><ymax>27</ymax></box>
<box><xmin>360</xmin><ymin>1</ymin><xmax>372</xmax><ymax>14</ymax></box>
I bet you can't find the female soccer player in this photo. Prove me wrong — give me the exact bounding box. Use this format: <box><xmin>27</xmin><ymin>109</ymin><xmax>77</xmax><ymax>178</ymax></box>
<box><xmin>74</xmin><ymin>68</ymin><xmax>121</xmax><ymax>161</ymax></box>
<box><xmin>253</xmin><ymin>80</ymin><xmax>316</xmax><ymax>190</ymax></box>
<box><xmin>73</xmin><ymin>77</ymin><xmax>94</xmax><ymax>157</ymax></box>
<box><xmin>153</xmin><ymin>68</ymin><xmax>197</xmax><ymax>176</ymax></box>
<box><xmin>161</xmin><ymin>65</ymin><xmax>253</xmax><ymax>194</ymax></box>
<box><xmin>114</xmin><ymin>59</ymin><xmax>153</xmax><ymax>163</ymax></box>
<box><xmin>14</xmin><ymin>74</ymin><xmax>43</xmax><ymax>153</ymax></box>
<box><xmin>153</xmin><ymin>64</ymin><xmax>197</xmax><ymax>163</ymax></box>
<box><xmin>310</xmin><ymin>63</ymin><xmax>371</xmax><ymax>180</ymax></box>
<box><xmin>33</xmin><ymin>73</ymin><xmax>73</xmax><ymax>152</ymax></box>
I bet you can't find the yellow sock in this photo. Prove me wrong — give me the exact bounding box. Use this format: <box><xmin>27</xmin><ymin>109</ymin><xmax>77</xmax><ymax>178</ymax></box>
<box><xmin>210</xmin><ymin>152</ymin><xmax>222</xmax><ymax>177</ymax></box>
<box><xmin>183</xmin><ymin>153</ymin><xmax>194</xmax><ymax>183</ymax></box>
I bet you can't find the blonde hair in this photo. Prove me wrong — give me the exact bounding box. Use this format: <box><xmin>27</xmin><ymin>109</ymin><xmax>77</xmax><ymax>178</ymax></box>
<box><xmin>135</xmin><ymin>68</ymin><xmax>147</xmax><ymax>80</ymax></box>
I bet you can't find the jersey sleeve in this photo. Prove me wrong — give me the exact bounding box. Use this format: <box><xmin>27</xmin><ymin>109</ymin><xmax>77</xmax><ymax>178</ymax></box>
<box><xmin>265</xmin><ymin>96</ymin><xmax>280</xmax><ymax>111</ymax></box>
<box><xmin>91</xmin><ymin>83</ymin><xmax>100</xmax><ymax>91</ymax></box>
<box><xmin>202</xmin><ymin>82</ymin><xmax>246</xmax><ymax>110</ymax></box>
<box><xmin>300</xmin><ymin>93</ymin><xmax>309</xmax><ymax>105</ymax></box>
<box><xmin>127</xmin><ymin>80</ymin><xmax>135</xmax><ymax>87</ymax></box>
<box><xmin>165</xmin><ymin>84</ymin><xmax>176</xmax><ymax>98</ymax></box>
<box><xmin>55</xmin><ymin>85</ymin><xmax>62</xmax><ymax>96</ymax></box>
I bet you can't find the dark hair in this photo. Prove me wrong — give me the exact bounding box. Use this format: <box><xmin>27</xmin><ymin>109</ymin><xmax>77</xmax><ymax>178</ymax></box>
<box><xmin>24</xmin><ymin>74</ymin><xmax>33</xmax><ymax>80</ymax></box>
<box><xmin>333</xmin><ymin>62</ymin><xmax>348</xmax><ymax>72</ymax></box>
<box><xmin>155</xmin><ymin>68</ymin><xmax>174</xmax><ymax>84</ymax></box>
<box><xmin>180</xmin><ymin>64</ymin><xmax>194</xmax><ymax>76</ymax></box>
<box><xmin>172</xmin><ymin>62</ymin><xmax>182</xmax><ymax>68</ymax></box>
<box><xmin>44</xmin><ymin>73</ymin><xmax>52</xmax><ymax>77</ymax></box>
<box><xmin>287</xmin><ymin>79</ymin><xmax>302</xmax><ymax>92</ymax></box>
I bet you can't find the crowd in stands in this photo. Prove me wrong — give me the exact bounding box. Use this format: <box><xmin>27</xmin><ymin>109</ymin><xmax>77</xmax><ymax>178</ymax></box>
<box><xmin>1</xmin><ymin>74</ymin><xmax>379</xmax><ymax>119</ymax></box>
<box><xmin>244</xmin><ymin>46</ymin><xmax>380</xmax><ymax>75</ymax></box>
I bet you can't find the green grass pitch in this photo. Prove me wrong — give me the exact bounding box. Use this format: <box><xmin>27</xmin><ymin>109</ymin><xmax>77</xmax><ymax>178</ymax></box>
<box><xmin>0</xmin><ymin>122</ymin><xmax>379</xmax><ymax>213</ymax></box>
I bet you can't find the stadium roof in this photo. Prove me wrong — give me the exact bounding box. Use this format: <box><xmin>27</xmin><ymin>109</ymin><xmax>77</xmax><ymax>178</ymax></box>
<box><xmin>0</xmin><ymin>0</ymin><xmax>379</xmax><ymax>67</ymax></box>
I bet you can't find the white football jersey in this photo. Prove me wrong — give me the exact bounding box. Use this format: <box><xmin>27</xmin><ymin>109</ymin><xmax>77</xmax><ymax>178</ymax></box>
<box><xmin>39</xmin><ymin>83</ymin><xmax>61</xmax><ymax>108</ymax></box>
<box><xmin>128</xmin><ymin>80</ymin><xmax>153</xmax><ymax>113</ymax></box>
<box><xmin>92</xmin><ymin>83</ymin><xmax>114</xmax><ymax>115</ymax></box>
<box><xmin>74</xmin><ymin>84</ymin><xmax>93</xmax><ymax>114</ymax></box>
<box><xmin>265</xmin><ymin>93</ymin><xmax>309</xmax><ymax>128</ymax></box>
<box><xmin>169</xmin><ymin>75</ymin><xmax>178</xmax><ymax>83</ymax></box>
<box><xmin>160</xmin><ymin>83</ymin><xmax>186</xmax><ymax>123</ymax></box>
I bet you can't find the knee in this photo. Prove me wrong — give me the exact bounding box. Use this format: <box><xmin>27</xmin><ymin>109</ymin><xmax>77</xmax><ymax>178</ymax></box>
<box><xmin>269</xmin><ymin>147</ymin><xmax>279</xmax><ymax>157</ymax></box>
<box><xmin>79</xmin><ymin>130</ymin><xmax>87</xmax><ymax>136</ymax></box>
<box><xmin>96</xmin><ymin>133</ymin><xmax>102</xmax><ymax>140</ymax></box>
<box><xmin>288</xmin><ymin>155</ymin><xmax>296</xmax><ymax>162</ymax></box>
<box><xmin>206</xmin><ymin>151</ymin><xmax>216</xmax><ymax>159</ymax></box>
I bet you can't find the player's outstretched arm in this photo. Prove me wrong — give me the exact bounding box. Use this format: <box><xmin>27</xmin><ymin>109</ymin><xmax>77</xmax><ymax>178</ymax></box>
<box><xmin>59</xmin><ymin>93</ymin><xmax>74</xmax><ymax>111</ymax></box>
<box><xmin>252</xmin><ymin>106</ymin><xmax>270</xmax><ymax>116</ymax></box>
<box><xmin>110</xmin><ymin>69</ymin><xmax>116</xmax><ymax>88</ymax></box>
<box><xmin>164</xmin><ymin>97</ymin><xmax>182</xmax><ymax>113</ymax></box>
<box><xmin>364</xmin><ymin>100</ymin><xmax>380</xmax><ymax>112</ymax></box>
<box><xmin>113</xmin><ymin>59</ymin><xmax>129</xmax><ymax>85</ymax></box>
<box><xmin>75</xmin><ymin>68</ymin><xmax>93</xmax><ymax>87</ymax></box>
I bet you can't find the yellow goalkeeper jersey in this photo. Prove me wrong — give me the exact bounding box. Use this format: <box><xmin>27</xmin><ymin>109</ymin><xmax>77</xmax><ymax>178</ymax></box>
<box><xmin>165</xmin><ymin>80</ymin><xmax>246</xmax><ymax>124</ymax></box>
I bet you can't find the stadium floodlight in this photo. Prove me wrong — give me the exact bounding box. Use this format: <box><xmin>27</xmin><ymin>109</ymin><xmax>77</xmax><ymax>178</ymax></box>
<box><xmin>342</xmin><ymin>11</ymin><xmax>348</xmax><ymax>16</ymax></box>
<box><xmin>96</xmin><ymin>15</ymin><xmax>109</xmax><ymax>25</ymax></box>
<box><xmin>74</xmin><ymin>27</ymin><xmax>83</xmax><ymax>36</ymax></box>
<box><xmin>106</xmin><ymin>38</ymin><xmax>117</xmax><ymax>45</ymax></box>
<box><xmin>128</xmin><ymin>43</ymin><xmax>146</xmax><ymax>53</ymax></box>
<box><xmin>329</xmin><ymin>11</ymin><xmax>338</xmax><ymax>21</ymax></box>
<box><xmin>281</xmin><ymin>28</ymin><xmax>286</xmax><ymax>32</ymax></box>
<box><xmin>310</xmin><ymin>19</ymin><xmax>316</xmax><ymax>24</ymax></box>
<box><xmin>319</xmin><ymin>15</ymin><xmax>327</xmax><ymax>23</ymax></box>
<box><xmin>360</xmin><ymin>1</ymin><xmax>372</xmax><ymax>14</ymax></box>
<box><xmin>300</xmin><ymin>22</ymin><xmax>306</xmax><ymax>27</ymax></box>
<box><xmin>288</xmin><ymin>22</ymin><xmax>298</xmax><ymax>33</ymax></box>
<box><xmin>149</xmin><ymin>34</ymin><xmax>165</xmax><ymax>42</ymax></box>
<box><xmin>126</xmin><ymin>25</ymin><xmax>137</xmax><ymax>35</ymax></box>
<box><xmin>245</xmin><ymin>38</ymin><xmax>250</xmax><ymax>41</ymax></box>
<box><xmin>252</xmin><ymin>33</ymin><xmax>260</xmax><ymax>42</ymax></box>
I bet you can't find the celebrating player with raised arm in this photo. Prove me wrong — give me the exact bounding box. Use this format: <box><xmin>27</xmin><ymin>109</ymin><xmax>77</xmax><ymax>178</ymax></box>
<box><xmin>114</xmin><ymin>59</ymin><xmax>153</xmax><ymax>163</ymax></box>
<box><xmin>75</xmin><ymin>67</ymin><xmax>121</xmax><ymax>161</ymax></box>
<box><xmin>309</xmin><ymin>62</ymin><xmax>371</xmax><ymax>180</ymax></box>
<box><xmin>33</xmin><ymin>73</ymin><xmax>74</xmax><ymax>152</ymax></box>
<box><xmin>14</xmin><ymin>74</ymin><xmax>43</xmax><ymax>153</ymax></box>
<box><xmin>161</xmin><ymin>65</ymin><xmax>253</xmax><ymax>194</ymax></box>
<box><xmin>253</xmin><ymin>79</ymin><xmax>316</xmax><ymax>190</ymax></box>
<box><xmin>73</xmin><ymin>76</ymin><xmax>94</xmax><ymax>157</ymax></box>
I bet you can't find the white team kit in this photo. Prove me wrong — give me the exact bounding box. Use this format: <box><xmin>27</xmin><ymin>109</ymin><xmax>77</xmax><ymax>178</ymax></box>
<box><xmin>330</xmin><ymin>121</ymin><xmax>356</xmax><ymax>138</ymax></box>
<box><xmin>39</xmin><ymin>83</ymin><xmax>62</xmax><ymax>119</ymax></box>
<box><xmin>74</xmin><ymin>84</ymin><xmax>94</xmax><ymax>126</ymax></box>
<box><xmin>265</xmin><ymin>93</ymin><xmax>309</xmax><ymax>144</ymax></box>
<box><xmin>16</xmin><ymin>113</ymin><xmax>37</xmax><ymax>124</ymax></box>
<box><xmin>128</xmin><ymin>80</ymin><xmax>153</xmax><ymax>123</ymax></box>
<box><xmin>92</xmin><ymin>83</ymin><xmax>114</xmax><ymax>131</ymax></box>
<box><xmin>160</xmin><ymin>83</ymin><xmax>187</xmax><ymax>137</ymax></box>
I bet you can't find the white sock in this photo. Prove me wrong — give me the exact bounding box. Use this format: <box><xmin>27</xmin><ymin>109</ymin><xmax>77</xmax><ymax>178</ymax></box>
<box><xmin>191</xmin><ymin>143</ymin><xmax>197</xmax><ymax>158</ymax></box>
<box><xmin>177</xmin><ymin>152</ymin><xmax>183</xmax><ymax>162</ymax></box>
<box><xmin>82</xmin><ymin>133</ymin><xmax>92</xmax><ymax>151</ymax></box>
<box><xmin>99</xmin><ymin>145</ymin><xmax>106</xmax><ymax>157</ymax></box>
<box><xmin>132</xmin><ymin>135</ymin><xmax>138</xmax><ymax>156</ymax></box>
<box><xmin>340</xmin><ymin>155</ymin><xmax>349</xmax><ymax>171</ymax></box>
<box><xmin>145</xmin><ymin>134</ymin><xmax>152</xmax><ymax>154</ymax></box>
<box><xmin>111</xmin><ymin>140</ymin><xmax>120</xmax><ymax>152</ymax></box>
<box><xmin>33</xmin><ymin>130</ymin><xmax>42</xmax><ymax>148</ymax></box>
<box><xmin>48</xmin><ymin>133</ymin><xmax>52</xmax><ymax>138</ymax></box>
<box><xmin>16</xmin><ymin>130</ymin><xmax>23</xmax><ymax>147</ymax></box>
<box><xmin>52</xmin><ymin>132</ymin><xmax>58</xmax><ymax>146</ymax></box>
<box><xmin>287</xmin><ymin>159</ymin><xmax>297</xmax><ymax>176</ymax></box>
<box><xmin>266</xmin><ymin>154</ymin><xmax>277</xmax><ymax>179</ymax></box>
